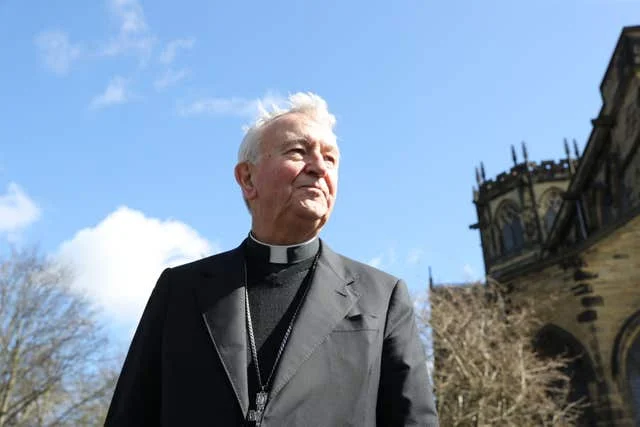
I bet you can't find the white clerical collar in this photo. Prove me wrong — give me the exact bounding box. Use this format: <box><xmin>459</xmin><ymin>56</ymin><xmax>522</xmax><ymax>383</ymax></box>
<box><xmin>247</xmin><ymin>232</ymin><xmax>319</xmax><ymax>264</ymax></box>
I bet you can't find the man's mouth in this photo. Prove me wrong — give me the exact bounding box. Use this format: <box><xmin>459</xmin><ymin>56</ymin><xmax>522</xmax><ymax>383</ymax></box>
<box><xmin>298</xmin><ymin>186</ymin><xmax>325</xmax><ymax>196</ymax></box>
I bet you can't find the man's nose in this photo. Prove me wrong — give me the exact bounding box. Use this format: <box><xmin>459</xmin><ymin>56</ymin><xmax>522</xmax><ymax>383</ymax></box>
<box><xmin>305</xmin><ymin>151</ymin><xmax>329</xmax><ymax>177</ymax></box>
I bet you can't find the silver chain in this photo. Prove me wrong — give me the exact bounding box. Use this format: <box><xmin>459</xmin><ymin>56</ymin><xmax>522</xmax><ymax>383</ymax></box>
<box><xmin>243</xmin><ymin>251</ymin><xmax>320</xmax><ymax>392</ymax></box>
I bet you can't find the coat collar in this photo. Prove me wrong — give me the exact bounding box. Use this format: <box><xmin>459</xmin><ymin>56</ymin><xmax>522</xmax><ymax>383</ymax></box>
<box><xmin>193</xmin><ymin>240</ymin><xmax>359</xmax><ymax>416</ymax></box>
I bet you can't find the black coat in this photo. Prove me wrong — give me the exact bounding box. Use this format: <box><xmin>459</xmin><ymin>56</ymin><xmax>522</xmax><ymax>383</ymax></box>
<box><xmin>105</xmin><ymin>241</ymin><xmax>439</xmax><ymax>426</ymax></box>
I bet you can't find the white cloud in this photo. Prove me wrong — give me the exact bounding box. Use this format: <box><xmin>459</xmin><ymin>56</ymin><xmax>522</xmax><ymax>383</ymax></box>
<box><xmin>0</xmin><ymin>183</ymin><xmax>40</xmax><ymax>234</ymax></box>
<box><xmin>366</xmin><ymin>246</ymin><xmax>402</xmax><ymax>270</ymax></box>
<box><xmin>178</xmin><ymin>92</ymin><xmax>287</xmax><ymax>118</ymax></box>
<box><xmin>367</xmin><ymin>256</ymin><xmax>383</xmax><ymax>269</ymax></box>
<box><xmin>111</xmin><ymin>0</ymin><xmax>147</xmax><ymax>35</ymax></box>
<box><xmin>34</xmin><ymin>1</ymin><xmax>155</xmax><ymax>74</ymax></box>
<box><xmin>159</xmin><ymin>38</ymin><xmax>195</xmax><ymax>64</ymax></box>
<box><xmin>101</xmin><ymin>36</ymin><xmax>154</xmax><ymax>58</ymax></box>
<box><xmin>100</xmin><ymin>0</ymin><xmax>154</xmax><ymax>58</ymax></box>
<box><xmin>406</xmin><ymin>248</ymin><xmax>424</xmax><ymax>265</ymax></box>
<box><xmin>154</xmin><ymin>67</ymin><xmax>190</xmax><ymax>90</ymax></box>
<box><xmin>56</xmin><ymin>206</ymin><xmax>218</xmax><ymax>324</ymax></box>
<box><xmin>35</xmin><ymin>30</ymin><xmax>82</xmax><ymax>75</ymax></box>
<box><xmin>90</xmin><ymin>76</ymin><xmax>129</xmax><ymax>109</ymax></box>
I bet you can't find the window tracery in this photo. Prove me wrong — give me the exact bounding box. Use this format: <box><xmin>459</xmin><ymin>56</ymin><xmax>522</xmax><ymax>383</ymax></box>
<box><xmin>496</xmin><ymin>202</ymin><xmax>524</xmax><ymax>255</ymax></box>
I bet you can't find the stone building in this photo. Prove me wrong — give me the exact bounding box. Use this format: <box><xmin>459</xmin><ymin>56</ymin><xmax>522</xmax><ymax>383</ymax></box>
<box><xmin>468</xmin><ymin>26</ymin><xmax>640</xmax><ymax>426</ymax></box>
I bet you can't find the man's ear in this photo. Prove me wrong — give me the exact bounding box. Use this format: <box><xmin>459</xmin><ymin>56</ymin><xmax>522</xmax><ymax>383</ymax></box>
<box><xmin>234</xmin><ymin>162</ymin><xmax>257</xmax><ymax>200</ymax></box>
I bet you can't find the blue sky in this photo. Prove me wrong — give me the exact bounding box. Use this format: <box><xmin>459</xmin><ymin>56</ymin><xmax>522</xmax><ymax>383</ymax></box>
<box><xmin>1</xmin><ymin>0</ymin><xmax>638</xmax><ymax>340</ymax></box>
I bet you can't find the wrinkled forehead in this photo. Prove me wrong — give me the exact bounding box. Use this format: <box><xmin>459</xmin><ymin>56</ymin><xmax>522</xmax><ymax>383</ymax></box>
<box><xmin>262</xmin><ymin>112</ymin><xmax>338</xmax><ymax>151</ymax></box>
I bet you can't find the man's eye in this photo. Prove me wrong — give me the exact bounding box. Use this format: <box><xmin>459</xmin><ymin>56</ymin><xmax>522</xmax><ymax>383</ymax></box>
<box><xmin>289</xmin><ymin>148</ymin><xmax>305</xmax><ymax>155</ymax></box>
<box><xmin>325</xmin><ymin>152</ymin><xmax>340</xmax><ymax>164</ymax></box>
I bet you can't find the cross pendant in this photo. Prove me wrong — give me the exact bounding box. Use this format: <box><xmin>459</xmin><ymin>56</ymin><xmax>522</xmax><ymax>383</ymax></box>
<box><xmin>247</xmin><ymin>390</ymin><xmax>268</xmax><ymax>426</ymax></box>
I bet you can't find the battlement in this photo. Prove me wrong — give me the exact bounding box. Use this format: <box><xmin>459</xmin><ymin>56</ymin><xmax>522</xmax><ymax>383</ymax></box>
<box><xmin>473</xmin><ymin>140</ymin><xmax>581</xmax><ymax>203</ymax></box>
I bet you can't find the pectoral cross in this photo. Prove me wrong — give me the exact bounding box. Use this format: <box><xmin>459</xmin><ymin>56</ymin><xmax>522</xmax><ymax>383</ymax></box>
<box><xmin>247</xmin><ymin>390</ymin><xmax>268</xmax><ymax>426</ymax></box>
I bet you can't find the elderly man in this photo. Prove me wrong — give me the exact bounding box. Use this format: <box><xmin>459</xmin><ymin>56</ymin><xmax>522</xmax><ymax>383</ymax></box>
<box><xmin>105</xmin><ymin>93</ymin><xmax>439</xmax><ymax>426</ymax></box>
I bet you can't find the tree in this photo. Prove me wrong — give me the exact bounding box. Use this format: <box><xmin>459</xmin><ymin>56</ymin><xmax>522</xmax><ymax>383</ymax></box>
<box><xmin>417</xmin><ymin>280</ymin><xmax>586</xmax><ymax>427</ymax></box>
<box><xmin>0</xmin><ymin>247</ymin><xmax>117</xmax><ymax>426</ymax></box>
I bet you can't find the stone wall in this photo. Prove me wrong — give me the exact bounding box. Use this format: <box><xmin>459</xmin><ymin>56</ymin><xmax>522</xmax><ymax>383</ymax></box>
<box><xmin>506</xmin><ymin>214</ymin><xmax>640</xmax><ymax>426</ymax></box>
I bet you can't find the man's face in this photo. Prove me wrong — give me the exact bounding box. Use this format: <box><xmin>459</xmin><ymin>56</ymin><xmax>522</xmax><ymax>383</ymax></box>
<box><xmin>246</xmin><ymin>112</ymin><xmax>339</xmax><ymax>235</ymax></box>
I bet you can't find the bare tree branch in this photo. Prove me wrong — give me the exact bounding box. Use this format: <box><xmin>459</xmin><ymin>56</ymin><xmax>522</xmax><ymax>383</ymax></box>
<box><xmin>417</xmin><ymin>280</ymin><xmax>587</xmax><ymax>427</ymax></box>
<box><xmin>0</xmin><ymin>247</ymin><xmax>117</xmax><ymax>427</ymax></box>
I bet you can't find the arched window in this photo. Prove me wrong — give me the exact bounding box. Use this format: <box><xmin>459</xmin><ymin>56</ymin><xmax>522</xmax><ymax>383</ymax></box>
<box><xmin>496</xmin><ymin>202</ymin><xmax>524</xmax><ymax>255</ymax></box>
<box><xmin>613</xmin><ymin>311</ymin><xmax>640</xmax><ymax>425</ymax></box>
<box><xmin>540</xmin><ymin>188</ymin><xmax>564</xmax><ymax>234</ymax></box>
<box><xmin>534</xmin><ymin>325</ymin><xmax>596</xmax><ymax>426</ymax></box>
<box><xmin>625</xmin><ymin>333</ymin><xmax>640</xmax><ymax>424</ymax></box>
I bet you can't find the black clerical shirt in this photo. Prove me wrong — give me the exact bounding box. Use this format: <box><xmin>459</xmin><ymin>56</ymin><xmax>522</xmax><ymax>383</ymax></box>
<box><xmin>243</xmin><ymin>235</ymin><xmax>320</xmax><ymax>413</ymax></box>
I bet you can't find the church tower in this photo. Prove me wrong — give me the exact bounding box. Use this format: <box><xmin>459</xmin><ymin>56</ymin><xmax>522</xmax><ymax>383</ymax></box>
<box><xmin>466</xmin><ymin>25</ymin><xmax>640</xmax><ymax>426</ymax></box>
<box><xmin>470</xmin><ymin>140</ymin><xmax>580</xmax><ymax>280</ymax></box>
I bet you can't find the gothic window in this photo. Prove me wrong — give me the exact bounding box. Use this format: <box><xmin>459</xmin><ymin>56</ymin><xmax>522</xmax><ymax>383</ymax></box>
<box><xmin>627</xmin><ymin>333</ymin><xmax>640</xmax><ymax>425</ymax></box>
<box><xmin>540</xmin><ymin>188</ymin><xmax>563</xmax><ymax>234</ymax></box>
<box><xmin>534</xmin><ymin>325</ymin><xmax>596</xmax><ymax>426</ymax></box>
<box><xmin>614</xmin><ymin>311</ymin><xmax>640</xmax><ymax>426</ymax></box>
<box><xmin>497</xmin><ymin>202</ymin><xmax>524</xmax><ymax>255</ymax></box>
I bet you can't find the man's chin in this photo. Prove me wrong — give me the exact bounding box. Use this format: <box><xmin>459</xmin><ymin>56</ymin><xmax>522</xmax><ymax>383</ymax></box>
<box><xmin>294</xmin><ymin>204</ymin><xmax>329</xmax><ymax>222</ymax></box>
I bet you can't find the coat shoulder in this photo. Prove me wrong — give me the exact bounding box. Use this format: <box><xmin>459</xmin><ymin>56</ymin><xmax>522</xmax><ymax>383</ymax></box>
<box><xmin>166</xmin><ymin>247</ymin><xmax>241</xmax><ymax>276</ymax></box>
<box><xmin>330</xmin><ymin>250</ymin><xmax>400</xmax><ymax>289</ymax></box>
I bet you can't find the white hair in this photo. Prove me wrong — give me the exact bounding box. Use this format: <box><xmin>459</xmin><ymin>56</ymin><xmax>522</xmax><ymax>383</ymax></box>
<box><xmin>238</xmin><ymin>92</ymin><xmax>337</xmax><ymax>164</ymax></box>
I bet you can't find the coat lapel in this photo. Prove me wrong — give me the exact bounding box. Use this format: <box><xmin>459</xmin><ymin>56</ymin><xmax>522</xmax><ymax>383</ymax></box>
<box><xmin>194</xmin><ymin>247</ymin><xmax>249</xmax><ymax>415</ymax></box>
<box><xmin>269</xmin><ymin>243</ymin><xmax>359</xmax><ymax>399</ymax></box>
